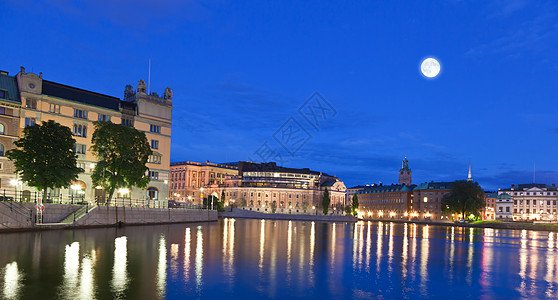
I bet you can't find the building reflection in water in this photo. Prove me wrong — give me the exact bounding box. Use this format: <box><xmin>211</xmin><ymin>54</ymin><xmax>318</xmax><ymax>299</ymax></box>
<box><xmin>401</xmin><ymin>223</ymin><xmax>408</xmax><ymax>280</ymax></box>
<box><xmin>365</xmin><ymin>221</ymin><xmax>371</xmax><ymax>272</ymax></box>
<box><xmin>330</xmin><ymin>222</ymin><xmax>336</xmax><ymax>274</ymax></box>
<box><xmin>259</xmin><ymin>219</ymin><xmax>265</xmax><ymax>272</ymax></box>
<box><xmin>388</xmin><ymin>222</ymin><xmax>394</xmax><ymax>276</ymax></box>
<box><xmin>376</xmin><ymin>222</ymin><xmax>382</xmax><ymax>275</ymax></box>
<box><xmin>467</xmin><ymin>228</ymin><xmax>474</xmax><ymax>285</ymax></box>
<box><xmin>112</xmin><ymin>236</ymin><xmax>128</xmax><ymax>297</ymax></box>
<box><xmin>3</xmin><ymin>262</ymin><xmax>21</xmax><ymax>300</ymax></box>
<box><xmin>419</xmin><ymin>225</ymin><xmax>429</xmax><ymax>297</ymax></box>
<box><xmin>287</xmin><ymin>220</ymin><xmax>293</xmax><ymax>281</ymax></box>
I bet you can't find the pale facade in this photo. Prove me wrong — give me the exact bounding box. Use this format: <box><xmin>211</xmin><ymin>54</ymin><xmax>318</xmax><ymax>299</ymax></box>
<box><xmin>495</xmin><ymin>193</ymin><xmax>513</xmax><ymax>220</ymax></box>
<box><xmin>499</xmin><ymin>184</ymin><xmax>558</xmax><ymax>221</ymax></box>
<box><xmin>169</xmin><ymin>161</ymin><xmax>238</xmax><ymax>203</ymax></box>
<box><xmin>14</xmin><ymin>67</ymin><xmax>172</xmax><ymax>206</ymax></box>
<box><xmin>218</xmin><ymin>162</ymin><xmax>347</xmax><ymax>215</ymax></box>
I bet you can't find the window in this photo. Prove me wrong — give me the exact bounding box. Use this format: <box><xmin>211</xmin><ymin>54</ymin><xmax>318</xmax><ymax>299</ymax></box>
<box><xmin>98</xmin><ymin>114</ymin><xmax>111</xmax><ymax>122</ymax></box>
<box><xmin>0</xmin><ymin>144</ymin><xmax>4</xmax><ymax>156</ymax></box>
<box><xmin>74</xmin><ymin>144</ymin><xmax>86</xmax><ymax>154</ymax></box>
<box><xmin>150</xmin><ymin>124</ymin><xmax>161</xmax><ymax>133</ymax></box>
<box><xmin>147</xmin><ymin>187</ymin><xmax>158</xmax><ymax>200</ymax></box>
<box><xmin>0</xmin><ymin>124</ymin><xmax>4</xmax><ymax>135</ymax></box>
<box><xmin>25</xmin><ymin>118</ymin><xmax>36</xmax><ymax>127</ymax></box>
<box><xmin>148</xmin><ymin>154</ymin><xmax>162</xmax><ymax>164</ymax></box>
<box><xmin>149</xmin><ymin>171</ymin><xmax>159</xmax><ymax>180</ymax></box>
<box><xmin>73</xmin><ymin>124</ymin><xmax>87</xmax><ymax>137</ymax></box>
<box><xmin>49</xmin><ymin>104</ymin><xmax>60</xmax><ymax>114</ymax></box>
<box><xmin>0</xmin><ymin>90</ymin><xmax>6</xmax><ymax>99</ymax></box>
<box><xmin>506</xmin><ymin>207</ymin><xmax>510</xmax><ymax>212</ymax></box>
<box><xmin>74</xmin><ymin>109</ymin><xmax>87</xmax><ymax>119</ymax></box>
<box><xmin>25</xmin><ymin>99</ymin><xmax>37</xmax><ymax>109</ymax></box>
<box><xmin>122</xmin><ymin>118</ymin><xmax>133</xmax><ymax>127</ymax></box>
<box><xmin>151</xmin><ymin>140</ymin><xmax>159</xmax><ymax>149</ymax></box>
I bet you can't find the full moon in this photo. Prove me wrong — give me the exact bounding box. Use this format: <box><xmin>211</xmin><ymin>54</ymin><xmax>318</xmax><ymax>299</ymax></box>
<box><xmin>420</xmin><ymin>58</ymin><xmax>441</xmax><ymax>78</ymax></box>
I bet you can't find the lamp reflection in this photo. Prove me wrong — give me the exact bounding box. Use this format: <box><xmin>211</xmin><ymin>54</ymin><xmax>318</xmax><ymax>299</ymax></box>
<box><xmin>287</xmin><ymin>220</ymin><xmax>292</xmax><ymax>278</ymax></box>
<box><xmin>184</xmin><ymin>228</ymin><xmax>191</xmax><ymax>282</ymax></box>
<box><xmin>157</xmin><ymin>235</ymin><xmax>167</xmax><ymax>298</ymax></box>
<box><xmin>402</xmin><ymin>223</ymin><xmax>408</xmax><ymax>279</ymax></box>
<box><xmin>365</xmin><ymin>221</ymin><xmax>371</xmax><ymax>272</ymax></box>
<box><xmin>419</xmin><ymin>225</ymin><xmax>429</xmax><ymax>297</ymax></box>
<box><xmin>376</xmin><ymin>222</ymin><xmax>383</xmax><ymax>274</ymax></box>
<box><xmin>3</xmin><ymin>262</ymin><xmax>21</xmax><ymax>300</ymax></box>
<box><xmin>259</xmin><ymin>220</ymin><xmax>265</xmax><ymax>271</ymax></box>
<box><xmin>62</xmin><ymin>242</ymin><xmax>80</xmax><ymax>299</ymax></box>
<box><xmin>195</xmin><ymin>226</ymin><xmax>203</xmax><ymax>291</ymax></box>
<box><xmin>112</xmin><ymin>236</ymin><xmax>128</xmax><ymax>296</ymax></box>
<box><xmin>79</xmin><ymin>250</ymin><xmax>96</xmax><ymax>300</ymax></box>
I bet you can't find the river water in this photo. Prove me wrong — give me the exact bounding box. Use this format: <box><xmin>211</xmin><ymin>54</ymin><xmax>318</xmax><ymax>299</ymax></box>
<box><xmin>0</xmin><ymin>219</ymin><xmax>557</xmax><ymax>299</ymax></box>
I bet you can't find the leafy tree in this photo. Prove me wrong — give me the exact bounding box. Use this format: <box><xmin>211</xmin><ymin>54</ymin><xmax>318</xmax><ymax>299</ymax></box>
<box><xmin>344</xmin><ymin>204</ymin><xmax>352</xmax><ymax>215</ymax></box>
<box><xmin>90</xmin><ymin>122</ymin><xmax>152</xmax><ymax>204</ymax></box>
<box><xmin>322</xmin><ymin>188</ymin><xmax>331</xmax><ymax>215</ymax></box>
<box><xmin>442</xmin><ymin>180</ymin><xmax>485</xmax><ymax>220</ymax></box>
<box><xmin>270</xmin><ymin>201</ymin><xmax>277</xmax><ymax>213</ymax></box>
<box><xmin>221</xmin><ymin>190</ymin><xmax>226</xmax><ymax>205</ymax></box>
<box><xmin>7</xmin><ymin>120</ymin><xmax>83</xmax><ymax>202</ymax></box>
<box><xmin>352</xmin><ymin>193</ymin><xmax>359</xmax><ymax>216</ymax></box>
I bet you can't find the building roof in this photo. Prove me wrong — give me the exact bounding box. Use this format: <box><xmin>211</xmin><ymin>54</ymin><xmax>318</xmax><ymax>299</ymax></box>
<box><xmin>170</xmin><ymin>160</ymin><xmax>239</xmax><ymax>170</ymax></box>
<box><xmin>347</xmin><ymin>185</ymin><xmax>369</xmax><ymax>190</ymax></box>
<box><xmin>357</xmin><ymin>184</ymin><xmax>417</xmax><ymax>195</ymax></box>
<box><xmin>497</xmin><ymin>193</ymin><xmax>512</xmax><ymax>199</ymax></box>
<box><xmin>485</xmin><ymin>192</ymin><xmax>498</xmax><ymax>198</ymax></box>
<box><xmin>413</xmin><ymin>181</ymin><xmax>453</xmax><ymax>191</ymax></box>
<box><xmin>238</xmin><ymin>161</ymin><xmax>333</xmax><ymax>177</ymax></box>
<box><xmin>0</xmin><ymin>73</ymin><xmax>20</xmax><ymax>103</ymax></box>
<box><xmin>42</xmin><ymin>80</ymin><xmax>121</xmax><ymax>111</ymax></box>
<box><xmin>322</xmin><ymin>181</ymin><xmax>337</xmax><ymax>187</ymax></box>
<box><xmin>501</xmin><ymin>183</ymin><xmax>558</xmax><ymax>191</ymax></box>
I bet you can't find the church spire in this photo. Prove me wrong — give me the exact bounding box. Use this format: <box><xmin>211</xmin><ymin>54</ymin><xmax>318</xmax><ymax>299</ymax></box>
<box><xmin>399</xmin><ymin>156</ymin><xmax>412</xmax><ymax>186</ymax></box>
<box><xmin>467</xmin><ymin>161</ymin><xmax>472</xmax><ymax>182</ymax></box>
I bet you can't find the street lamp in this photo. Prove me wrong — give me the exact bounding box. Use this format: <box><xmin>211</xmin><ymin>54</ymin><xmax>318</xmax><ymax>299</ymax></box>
<box><xmin>200</xmin><ymin>187</ymin><xmax>204</xmax><ymax>209</ymax></box>
<box><xmin>10</xmin><ymin>179</ymin><xmax>21</xmax><ymax>202</ymax></box>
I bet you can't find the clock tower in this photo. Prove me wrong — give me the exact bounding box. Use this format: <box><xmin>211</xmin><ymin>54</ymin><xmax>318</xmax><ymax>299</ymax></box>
<box><xmin>398</xmin><ymin>157</ymin><xmax>412</xmax><ymax>186</ymax></box>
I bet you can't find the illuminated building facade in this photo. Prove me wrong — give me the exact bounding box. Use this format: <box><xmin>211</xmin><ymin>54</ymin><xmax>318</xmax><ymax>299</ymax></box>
<box><xmin>495</xmin><ymin>193</ymin><xmax>513</xmax><ymax>220</ymax></box>
<box><xmin>484</xmin><ymin>191</ymin><xmax>497</xmax><ymax>220</ymax></box>
<box><xmin>412</xmin><ymin>181</ymin><xmax>452</xmax><ymax>220</ymax></box>
<box><xmin>13</xmin><ymin>67</ymin><xmax>172</xmax><ymax>206</ymax></box>
<box><xmin>217</xmin><ymin>161</ymin><xmax>347</xmax><ymax>215</ymax></box>
<box><xmin>0</xmin><ymin>71</ymin><xmax>20</xmax><ymax>190</ymax></box>
<box><xmin>498</xmin><ymin>183</ymin><xmax>558</xmax><ymax>221</ymax></box>
<box><xmin>169</xmin><ymin>161</ymin><xmax>238</xmax><ymax>203</ymax></box>
<box><xmin>356</xmin><ymin>183</ymin><xmax>414</xmax><ymax>219</ymax></box>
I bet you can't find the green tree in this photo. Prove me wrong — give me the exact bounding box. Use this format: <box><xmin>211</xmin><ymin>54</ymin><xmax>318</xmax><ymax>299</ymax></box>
<box><xmin>270</xmin><ymin>201</ymin><xmax>277</xmax><ymax>213</ymax></box>
<box><xmin>352</xmin><ymin>193</ymin><xmax>359</xmax><ymax>216</ymax></box>
<box><xmin>344</xmin><ymin>204</ymin><xmax>352</xmax><ymax>215</ymax></box>
<box><xmin>221</xmin><ymin>190</ymin><xmax>226</xmax><ymax>207</ymax></box>
<box><xmin>7</xmin><ymin>120</ymin><xmax>83</xmax><ymax>202</ymax></box>
<box><xmin>90</xmin><ymin>122</ymin><xmax>152</xmax><ymax>204</ymax></box>
<box><xmin>442</xmin><ymin>180</ymin><xmax>485</xmax><ymax>220</ymax></box>
<box><xmin>322</xmin><ymin>188</ymin><xmax>331</xmax><ymax>215</ymax></box>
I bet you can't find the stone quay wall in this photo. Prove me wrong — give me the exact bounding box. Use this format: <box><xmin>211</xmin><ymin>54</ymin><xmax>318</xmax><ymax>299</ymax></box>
<box><xmin>75</xmin><ymin>206</ymin><xmax>217</xmax><ymax>227</ymax></box>
<box><xmin>220</xmin><ymin>208</ymin><xmax>357</xmax><ymax>222</ymax></box>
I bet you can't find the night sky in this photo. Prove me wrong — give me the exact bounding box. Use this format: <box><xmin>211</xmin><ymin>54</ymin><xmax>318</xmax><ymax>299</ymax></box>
<box><xmin>1</xmin><ymin>1</ymin><xmax>557</xmax><ymax>190</ymax></box>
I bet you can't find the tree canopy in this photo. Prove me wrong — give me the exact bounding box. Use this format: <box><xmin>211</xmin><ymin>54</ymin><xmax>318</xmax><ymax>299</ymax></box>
<box><xmin>322</xmin><ymin>188</ymin><xmax>331</xmax><ymax>215</ymax></box>
<box><xmin>90</xmin><ymin>121</ymin><xmax>152</xmax><ymax>204</ymax></box>
<box><xmin>441</xmin><ymin>180</ymin><xmax>485</xmax><ymax>220</ymax></box>
<box><xmin>351</xmin><ymin>193</ymin><xmax>359</xmax><ymax>216</ymax></box>
<box><xmin>7</xmin><ymin>120</ymin><xmax>83</xmax><ymax>202</ymax></box>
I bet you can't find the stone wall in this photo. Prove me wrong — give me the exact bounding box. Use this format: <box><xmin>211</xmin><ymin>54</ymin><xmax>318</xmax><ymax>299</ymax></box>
<box><xmin>220</xmin><ymin>208</ymin><xmax>357</xmax><ymax>222</ymax></box>
<box><xmin>75</xmin><ymin>206</ymin><xmax>217</xmax><ymax>226</ymax></box>
<box><xmin>21</xmin><ymin>203</ymin><xmax>81</xmax><ymax>223</ymax></box>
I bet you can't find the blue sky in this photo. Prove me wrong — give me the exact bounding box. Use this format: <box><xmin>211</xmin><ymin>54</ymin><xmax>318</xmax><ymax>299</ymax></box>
<box><xmin>1</xmin><ymin>0</ymin><xmax>558</xmax><ymax>190</ymax></box>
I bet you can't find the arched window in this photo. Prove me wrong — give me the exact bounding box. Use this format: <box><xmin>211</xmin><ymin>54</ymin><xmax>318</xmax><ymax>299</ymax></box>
<box><xmin>147</xmin><ymin>187</ymin><xmax>158</xmax><ymax>200</ymax></box>
<box><xmin>0</xmin><ymin>123</ymin><xmax>5</xmax><ymax>135</ymax></box>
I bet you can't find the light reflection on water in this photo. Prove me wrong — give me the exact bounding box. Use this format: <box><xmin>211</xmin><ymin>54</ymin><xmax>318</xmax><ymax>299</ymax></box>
<box><xmin>1</xmin><ymin>219</ymin><xmax>558</xmax><ymax>299</ymax></box>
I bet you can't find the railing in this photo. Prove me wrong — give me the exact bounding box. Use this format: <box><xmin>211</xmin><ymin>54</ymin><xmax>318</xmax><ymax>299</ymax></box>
<box><xmin>0</xmin><ymin>201</ymin><xmax>33</xmax><ymax>224</ymax></box>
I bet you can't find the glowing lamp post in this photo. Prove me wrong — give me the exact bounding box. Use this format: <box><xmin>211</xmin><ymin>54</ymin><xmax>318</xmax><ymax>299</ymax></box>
<box><xmin>10</xmin><ymin>179</ymin><xmax>22</xmax><ymax>202</ymax></box>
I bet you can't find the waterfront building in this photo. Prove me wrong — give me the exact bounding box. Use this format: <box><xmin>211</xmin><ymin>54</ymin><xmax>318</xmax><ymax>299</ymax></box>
<box><xmin>495</xmin><ymin>193</ymin><xmax>513</xmax><ymax>220</ymax></box>
<box><xmin>0</xmin><ymin>71</ymin><xmax>21</xmax><ymax>191</ymax></box>
<box><xmin>356</xmin><ymin>183</ymin><xmax>414</xmax><ymax>219</ymax></box>
<box><xmin>498</xmin><ymin>183</ymin><xmax>558</xmax><ymax>221</ymax></box>
<box><xmin>412</xmin><ymin>181</ymin><xmax>452</xmax><ymax>220</ymax></box>
<box><xmin>217</xmin><ymin>161</ymin><xmax>347</xmax><ymax>215</ymax></box>
<box><xmin>484</xmin><ymin>191</ymin><xmax>497</xmax><ymax>220</ymax></box>
<box><xmin>14</xmin><ymin>67</ymin><xmax>172</xmax><ymax>206</ymax></box>
<box><xmin>169</xmin><ymin>161</ymin><xmax>238</xmax><ymax>203</ymax></box>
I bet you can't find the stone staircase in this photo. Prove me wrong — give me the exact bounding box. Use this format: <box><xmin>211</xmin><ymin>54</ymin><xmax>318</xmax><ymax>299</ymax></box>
<box><xmin>0</xmin><ymin>201</ymin><xmax>34</xmax><ymax>229</ymax></box>
<box><xmin>59</xmin><ymin>205</ymin><xmax>96</xmax><ymax>224</ymax></box>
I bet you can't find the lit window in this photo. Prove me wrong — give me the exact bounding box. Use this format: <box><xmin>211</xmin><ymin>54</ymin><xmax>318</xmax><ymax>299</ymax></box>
<box><xmin>121</xmin><ymin>118</ymin><xmax>133</xmax><ymax>127</ymax></box>
<box><xmin>424</xmin><ymin>197</ymin><xmax>428</xmax><ymax>203</ymax></box>
<box><xmin>26</xmin><ymin>99</ymin><xmax>37</xmax><ymax>109</ymax></box>
<box><xmin>151</xmin><ymin>140</ymin><xmax>159</xmax><ymax>149</ymax></box>
<box><xmin>148</xmin><ymin>171</ymin><xmax>159</xmax><ymax>180</ymax></box>
<box><xmin>49</xmin><ymin>104</ymin><xmax>60</xmax><ymax>114</ymax></box>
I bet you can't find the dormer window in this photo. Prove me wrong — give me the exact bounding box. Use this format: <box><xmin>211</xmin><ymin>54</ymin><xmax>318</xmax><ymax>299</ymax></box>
<box><xmin>0</xmin><ymin>90</ymin><xmax>6</xmax><ymax>99</ymax></box>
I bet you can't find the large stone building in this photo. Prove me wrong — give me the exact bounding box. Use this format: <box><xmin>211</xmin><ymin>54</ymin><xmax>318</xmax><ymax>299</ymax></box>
<box><xmin>209</xmin><ymin>161</ymin><xmax>347</xmax><ymax>215</ymax></box>
<box><xmin>8</xmin><ymin>66</ymin><xmax>172</xmax><ymax>206</ymax></box>
<box><xmin>0</xmin><ymin>71</ymin><xmax>21</xmax><ymax>191</ymax></box>
<box><xmin>412</xmin><ymin>181</ymin><xmax>452</xmax><ymax>220</ymax></box>
<box><xmin>498</xmin><ymin>183</ymin><xmax>558</xmax><ymax>221</ymax></box>
<box><xmin>356</xmin><ymin>183</ymin><xmax>415</xmax><ymax>219</ymax></box>
<box><xmin>169</xmin><ymin>161</ymin><xmax>238</xmax><ymax>203</ymax></box>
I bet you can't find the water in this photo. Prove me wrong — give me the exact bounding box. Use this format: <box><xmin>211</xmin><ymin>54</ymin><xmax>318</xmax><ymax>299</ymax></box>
<box><xmin>1</xmin><ymin>219</ymin><xmax>557</xmax><ymax>299</ymax></box>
